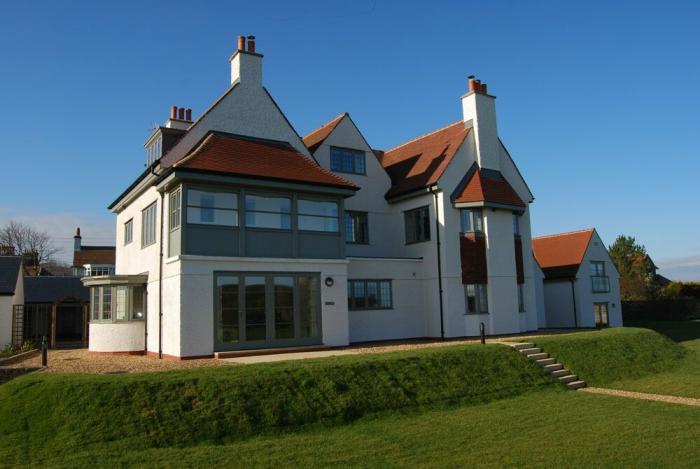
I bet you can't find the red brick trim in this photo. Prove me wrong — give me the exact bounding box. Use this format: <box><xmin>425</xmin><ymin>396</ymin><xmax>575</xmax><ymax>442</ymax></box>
<box><xmin>460</xmin><ymin>234</ymin><xmax>488</xmax><ymax>284</ymax></box>
<box><xmin>146</xmin><ymin>351</ymin><xmax>215</xmax><ymax>361</ymax></box>
<box><xmin>89</xmin><ymin>350</ymin><xmax>145</xmax><ymax>356</ymax></box>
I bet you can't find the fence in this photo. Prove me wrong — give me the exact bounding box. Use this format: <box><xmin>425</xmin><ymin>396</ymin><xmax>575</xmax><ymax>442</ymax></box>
<box><xmin>622</xmin><ymin>300</ymin><xmax>700</xmax><ymax>321</ymax></box>
<box><xmin>11</xmin><ymin>304</ymin><xmax>52</xmax><ymax>347</ymax></box>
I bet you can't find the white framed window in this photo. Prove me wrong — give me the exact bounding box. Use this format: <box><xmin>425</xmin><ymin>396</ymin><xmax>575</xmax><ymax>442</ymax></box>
<box><xmin>187</xmin><ymin>189</ymin><xmax>238</xmax><ymax>226</ymax></box>
<box><xmin>146</xmin><ymin>137</ymin><xmax>162</xmax><ymax>166</ymax></box>
<box><xmin>461</xmin><ymin>209</ymin><xmax>483</xmax><ymax>233</ymax></box>
<box><xmin>297</xmin><ymin>199</ymin><xmax>339</xmax><ymax>232</ymax></box>
<box><xmin>348</xmin><ymin>280</ymin><xmax>392</xmax><ymax>310</ymax></box>
<box><xmin>124</xmin><ymin>219</ymin><xmax>133</xmax><ymax>245</ymax></box>
<box><xmin>141</xmin><ymin>202</ymin><xmax>157</xmax><ymax>247</ymax></box>
<box><xmin>330</xmin><ymin>147</ymin><xmax>365</xmax><ymax>175</ymax></box>
<box><xmin>245</xmin><ymin>194</ymin><xmax>291</xmax><ymax>229</ymax></box>
<box><xmin>90</xmin><ymin>285</ymin><xmax>145</xmax><ymax>322</ymax></box>
<box><xmin>84</xmin><ymin>265</ymin><xmax>115</xmax><ymax>277</ymax></box>
<box><xmin>465</xmin><ymin>284</ymin><xmax>488</xmax><ymax>314</ymax></box>
<box><xmin>169</xmin><ymin>189</ymin><xmax>181</xmax><ymax>230</ymax></box>
<box><xmin>405</xmin><ymin>206</ymin><xmax>430</xmax><ymax>244</ymax></box>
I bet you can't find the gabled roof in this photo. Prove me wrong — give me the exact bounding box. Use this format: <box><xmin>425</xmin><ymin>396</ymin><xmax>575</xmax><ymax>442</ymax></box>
<box><xmin>302</xmin><ymin>113</ymin><xmax>347</xmax><ymax>153</ymax></box>
<box><xmin>452</xmin><ymin>164</ymin><xmax>525</xmax><ymax>208</ymax></box>
<box><xmin>73</xmin><ymin>246</ymin><xmax>116</xmax><ymax>268</ymax></box>
<box><xmin>175</xmin><ymin>132</ymin><xmax>358</xmax><ymax>190</ymax></box>
<box><xmin>24</xmin><ymin>277</ymin><xmax>89</xmax><ymax>303</ymax></box>
<box><xmin>0</xmin><ymin>256</ymin><xmax>21</xmax><ymax>295</ymax></box>
<box><xmin>379</xmin><ymin>121</ymin><xmax>470</xmax><ymax>199</ymax></box>
<box><xmin>531</xmin><ymin>229</ymin><xmax>595</xmax><ymax>280</ymax></box>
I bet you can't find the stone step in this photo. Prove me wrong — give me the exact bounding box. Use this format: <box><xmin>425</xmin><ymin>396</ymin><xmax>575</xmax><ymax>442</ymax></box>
<box><xmin>567</xmin><ymin>380</ymin><xmax>587</xmax><ymax>390</ymax></box>
<box><xmin>519</xmin><ymin>347</ymin><xmax>542</xmax><ymax>355</ymax></box>
<box><xmin>511</xmin><ymin>343</ymin><xmax>535</xmax><ymax>351</ymax></box>
<box><xmin>550</xmin><ymin>369</ymin><xmax>571</xmax><ymax>378</ymax></box>
<box><xmin>558</xmin><ymin>374</ymin><xmax>578</xmax><ymax>384</ymax></box>
<box><xmin>527</xmin><ymin>352</ymin><xmax>549</xmax><ymax>361</ymax></box>
<box><xmin>543</xmin><ymin>363</ymin><xmax>563</xmax><ymax>372</ymax></box>
<box><xmin>536</xmin><ymin>358</ymin><xmax>556</xmax><ymax>366</ymax></box>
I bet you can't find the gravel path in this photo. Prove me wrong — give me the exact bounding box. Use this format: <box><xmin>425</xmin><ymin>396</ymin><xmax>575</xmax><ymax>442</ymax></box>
<box><xmin>581</xmin><ymin>387</ymin><xmax>700</xmax><ymax>407</ymax></box>
<box><xmin>5</xmin><ymin>349</ymin><xmax>226</xmax><ymax>374</ymax></box>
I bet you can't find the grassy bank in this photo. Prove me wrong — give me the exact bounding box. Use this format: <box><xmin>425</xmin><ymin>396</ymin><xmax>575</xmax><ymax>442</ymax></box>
<box><xmin>529</xmin><ymin>327</ymin><xmax>686</xmax><ymax>386</ymax></box>
<box><xmin>0</xmin><ymin>344</ymin><xmax>555</xmax><ymax>465</ymax></box>
<box><xmin>23</xmin><ymin>389</ymin><xmax>700</xmax><ymax>468</ymax></box>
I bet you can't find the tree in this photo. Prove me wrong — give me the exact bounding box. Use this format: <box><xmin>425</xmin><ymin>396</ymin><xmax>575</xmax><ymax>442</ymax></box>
<box><xmin>608</xmin><ymin>235</ymin><xmax>654</xmax><ymax>300</ymax></box>
<box><xmin>0</xmin><ymin>221</ymin><xmax>60</xmax><ymax>275</ymax></box>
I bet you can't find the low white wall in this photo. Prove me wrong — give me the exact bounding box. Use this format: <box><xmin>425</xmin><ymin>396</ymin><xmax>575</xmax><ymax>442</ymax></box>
<box><xmin>89</xmin><ymin>322</ymin><xmax>145</xmax><ymax>352</ymax></box>
<box><xmin>347</xmin><ymin>257</ymin><xmax>425</xmax><ymax>343</ymax></box>
<box><xmin>0</xmin><ymin>296</ymin><xmax>12</xmax><ymax>348</ymax></box>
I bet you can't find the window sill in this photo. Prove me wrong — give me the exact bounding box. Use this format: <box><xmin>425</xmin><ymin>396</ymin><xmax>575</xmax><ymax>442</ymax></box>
<box><xmin>464</xmin><ymin>312</ymin><xmax>489</xmax><ymax>316</ymax></box>
<box><xmin>349</xmin><ymin>307</ymin><xmax>394</xmax><ymax>311</ymax></box>
<box><xmin>405</xmin><ymin>240</ymin><xmax>431</xmax><ymax>245</ymax></box>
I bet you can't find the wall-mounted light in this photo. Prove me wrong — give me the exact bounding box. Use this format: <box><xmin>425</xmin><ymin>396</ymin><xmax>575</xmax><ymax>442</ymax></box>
<box><xmin>324</xmin><ymin>277</ymin><xmax>334</xmax><ymax>287</ymax></box>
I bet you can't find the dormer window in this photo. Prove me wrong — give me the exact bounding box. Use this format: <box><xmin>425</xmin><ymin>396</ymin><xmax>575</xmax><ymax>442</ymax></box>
<box><xmin>146</xmin><ymin>137</ymin><xmax>162</xmax><ymax>166</ymax></box>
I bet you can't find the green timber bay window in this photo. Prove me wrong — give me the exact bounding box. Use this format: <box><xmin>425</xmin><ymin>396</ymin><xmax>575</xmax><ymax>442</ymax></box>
<box><xmin>90</xmin><ymin>285</ymin><xmax>145</xmax><ymax>322</ymax></box>
<box><xmin>214</xmin><ymin>272</ymin><xmax>321</xmax><ymax>350</ymax></box>
<box><xmin>298</xmin><ymin>199</ymin><xmax>339</xmax><ymax>232</ymax></box>
<box><xmin>245</xmin><ymin>194</ymin><xmax>291</xmax><ymax>229</ymax></box>
<box><xmin>404</xmin><ymin>206</ymin><xmax>430</xmax><ymax>244</ymax></box>
<box><xmin>330</xmin><ymin>147</ymin><xmax>365</xmax><ymax>174</ymax></box>
<box><xmin>169</xmin><ymin>189</ymin><xmax>181</xmax><ymax>230</ymax></box>
<box><xmin>465</xmin><ymin>284</ymin><xmax>488</xmax><ymax>314</ymax></box>
<box><xmin>348</xmin><ymin>280</ymin><xmax>392</xmax><ymax>310</ymax></box>
<box><xmin>187</xmin><ymin>189</ymin><xmax>238</xmax><ymax>226</ymax></box>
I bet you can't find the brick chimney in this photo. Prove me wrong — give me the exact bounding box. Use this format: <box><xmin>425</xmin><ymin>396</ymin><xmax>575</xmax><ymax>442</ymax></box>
<box><xmin>165</xmin><ymin>106</ymin><xmax>193</xmax><ymax>130</ymax></box>
<box><xmin>74</xmin><ymin>227</ymin><xmax>82</xmax><ymax>252</ymax></box>
<box><xmin>461</xmin><ymin>76</ymin><xmax>500</xmax><ymax>170</ymax></box>
<box><xmin>229</xmin><ymin>35</ymin><xmax>262</xmax><ymax>86</ymax></box>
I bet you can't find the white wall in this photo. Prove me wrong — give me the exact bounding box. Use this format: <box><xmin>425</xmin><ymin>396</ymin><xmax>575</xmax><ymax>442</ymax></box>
<box><xmin>574</xmin><ymin>231</ymin><xmax>623</xmax><ymax>327</ymax></box>
<box><xmin>347</xmin><ymin>257</ymin><xmax>425</xmax><ymax>342</ymax></box>
<box><xmin>544</xmin><ymin>280</ymin><xmax>577</xmax><ymax>327</ymax></box>
<box><xmin>0</xmin><ymin>268</ymin><xmax>23</xmax><ymax>348</ymax></box>
<box><xmin>89</xmin><ymin>322</ymin><xmax>145</xmax><ymax>352</ymax></box>
<box><xmin>175</xmin><ymin>255</ymin><xmax>350</xmax><ymax>357</ymax></box>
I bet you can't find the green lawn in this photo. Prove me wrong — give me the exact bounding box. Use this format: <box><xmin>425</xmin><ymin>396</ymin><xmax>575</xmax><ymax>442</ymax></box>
<box><xmin>27</xmin><ymin>389</ymin><xmax>700</xmax><ymax>468</ymax></box>
<box><xmin>605</xmin><ymin>320</ymin><xmax>700</xmax><ymax>398</ymax></box>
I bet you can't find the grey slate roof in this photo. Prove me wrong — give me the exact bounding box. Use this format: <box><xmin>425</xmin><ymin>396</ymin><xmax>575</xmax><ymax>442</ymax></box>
<box><xmin>24</xmin><ymin>276</ymin><xmax>89</xmax><ymax>303</ymax></box>
<box><xmin>0</xmin><ymin>256</ymin><xmax>21</xmax><ymax>295</ymax></box>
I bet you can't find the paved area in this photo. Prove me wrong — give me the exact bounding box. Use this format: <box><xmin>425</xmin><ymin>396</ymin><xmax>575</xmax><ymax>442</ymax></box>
<box><xmin>581</xmin><ymin>387</ymin><xmax>700</xmax><ymax>407</ymax></box>
<box><xmin>5</xmin><ymin>349</ymin><xmax>225</xmax><ymax>374</ymax></box>
<box><xmin>222</xmin><ymin>349</ymin><xmax>360</xmax><ymax>364</ymax></box>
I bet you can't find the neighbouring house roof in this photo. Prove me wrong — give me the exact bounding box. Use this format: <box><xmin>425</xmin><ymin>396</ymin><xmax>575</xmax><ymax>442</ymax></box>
<box><xmin>379</xmin><ymin>121</ymin><xmax>471</xmax><ymax>199</ymax></box>
<box><xmin>531</xmin><ymin>229</ymin><xmax>595</xmax><ymax>280</ymax></box>
<box><xmin>174</xmin><ymin>131</ymin><xmax>358</xmax><ymax>190</ymax></box>
<box><xmin>24</xmin><ymin>277</ymin><xmax>89</xmax><ymax>303</ymax></box>
<box><xmin>0</xmin><ymin>256</ymin><xmax>21</xmax><ymax>295</ymax></box>
<box><xmin>73</xmin><ymin>246</ymin><xmax>116</xmax><ymax>268</ymax></box>
<box><xmin>302</xmin><ymin>113</ymin><xmax>347</xmax><ymax>153</ymax></box>
<box><xmin>451</xmin><ymin>164</ymin><xmax>525</xmax><ymax>208</ymax></box>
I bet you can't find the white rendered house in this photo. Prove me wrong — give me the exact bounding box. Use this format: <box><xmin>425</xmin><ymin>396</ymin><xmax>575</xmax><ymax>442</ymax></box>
<box><xmin>532</xmin><ymin>229</ymin><xmax>622</xmax><ymax>328</ymax></box>
<box><xmin>84</xmin><ymin>36</ymin><xmax>545</xmax><ymax>358</ymax></box>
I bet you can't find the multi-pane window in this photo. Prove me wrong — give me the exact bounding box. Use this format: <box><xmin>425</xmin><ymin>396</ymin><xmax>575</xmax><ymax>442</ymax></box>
<box><xmin>297</xmin><ymin>199</ymin><xmax>339</xmax><ymax>232</ymax></box>
<box><xmin>141</xmin><ymin>202</ymin><xmax>157</xmax><ymax>247</ymax></box>
<box><xmin>84</xmin><ymin>265</ymin><xmax>115</xmax><ymax>277</ymax></box>
<box><xmin>146</xmin><ymin>137</ymin><xmax>162</xmax><ymax>166</ymax></box>
<box><xmin>590</xmin><ymin>261</ymin><xmax>610</xmax><ymax>293</ymax></box>
<box><xmin>90</xmin><ymin>285</ymin><xmax>145</xmax><ymax>322</ymax></box>
<box><xmin>245</xmin><ymin>195</ymin><xmax>291</xmax><ymax>229</ymax></box>
<box><xmin>461</xmin><ymin>208</ymin><xmax>483</xmax><ymax>233</ymax></box>
<box><xmin>404</xmin><ymin>206</ymin><xmax>430</xmax><ymax>244</ymax></box>
<box><xmin>465</xmin><ymin>284</ymin><xmax>488</xmax><ymax>314</ymax></box>
<box><xmin>169</xmin><ymin>189</ymin><xmax>181</xmax><ymax>230</ymax></box>
<box><xmin>345</xmin><ymin>211</ymin><xmax>369</xmax><ymax>244</ymax></box>
<box><xmin>518</xmin><ymin>284</ymin><xmax>525</xmax><ymax>312</ymax></box>
<box><xmin>512</xmin><ymin>213</ymin><xmax>520</xmax><ymax>236</ymax></box>
<box><xmin>330</xmin><ymin>147</ymin><xmax>365</xmax><ymax>174</ymax></box>
<box><xmin>187</xmin><ymin>190</ymin><xmax>238</xmax><ymax>226</ymax></box>
<box><xmin>348</xmin><ymin>280</ymin><xmax>392</xmax><ymax>310</ymax></box>
<box><xmin>124</xmin><ymin>219</ymin><xmax>133</xmax><ymax>245</ymax></box>
<box><xmin>594</xmin><ymin>303</ymin><xmax>609</xmax><ymax>327</ymax></box>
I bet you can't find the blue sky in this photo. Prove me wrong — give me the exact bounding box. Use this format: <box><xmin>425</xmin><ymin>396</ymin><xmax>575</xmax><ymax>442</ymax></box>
<box><xmin>0</xmin><ymin>0</ymin><xmax>698</xmax><ymax>279</ymax></box>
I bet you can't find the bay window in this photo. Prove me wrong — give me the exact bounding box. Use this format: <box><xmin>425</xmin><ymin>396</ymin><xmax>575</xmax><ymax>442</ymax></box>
<box><xmin>245</xmin><ymin>194</ymin><xmax>291</xmax><ymax>229</ymax></box>
<box><xmin>298</xmin><ymin>199</ymin><xmax>339</xmax><ymax>232</ymax></box>
<box><xmin>187</xmin><ymin>189</ymin><xmax>238</xmax><ymax>226</ymax></box>
<box><xmin>90</xmin><ymin>285</ymin><xmax>146</xmax><ymax>322</ymax></box>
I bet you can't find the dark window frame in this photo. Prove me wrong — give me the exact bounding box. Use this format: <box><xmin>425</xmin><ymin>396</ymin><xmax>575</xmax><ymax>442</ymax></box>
<box><xmin>347</xmin><ymin>279</ymin><xmax>393</xmax><ymax>310</ymax></box>
<box><xmin>590</xmin><ymin>261</ymin><xmax>610</xmax><ymax>293</ymax></box>
<box><xmin>330</xmin><ymin>146</ymin><xmax>366</xmax><ymax>175</ymax></box>
<box><xmin>345</xmin><ymin>211</ymin><xmax>369</xmax><ymax>244</ymax></box>
<box><xmin>404</xmin><ymin>205</ymin><xmax>431</xmax><ymax>244</ymax></box>
<box><xmin>465</xmin><ymin>283</ymin><xmax>489</xmax><ymax>314</ymax></box>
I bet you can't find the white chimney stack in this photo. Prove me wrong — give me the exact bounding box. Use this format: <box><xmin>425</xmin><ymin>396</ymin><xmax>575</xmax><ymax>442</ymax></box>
<box><xmin>230</xmin><ymin>35</ymin><xmax>262</xmax><ymax>86</ymax></box>
<box><xmin>461</xmin><ymin>76</ymin><xmax>500</xmax><ymax>170</ymax></box>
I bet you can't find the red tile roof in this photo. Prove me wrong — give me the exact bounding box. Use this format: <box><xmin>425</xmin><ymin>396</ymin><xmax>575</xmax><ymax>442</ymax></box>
<box><xmin>175</xmin><ymin>132</ymin><xmax>358</xmax><ymax>190</ymax></box>
<box><xmin>531</xmin><ymin>229</ymin><xmax>595</xmax><ymax>279</ymax></box>
<box><xmin>72</xmin><ymin>246</ymin><xmax>116</xmax><ymax>268</ymax></box>
<box><xmin>380</xmin><ymin>121</ymin><xmax>470</xmax><ymax>199</ymax></box>
<box><xmin>453</xmin><ymin>168</ymin><xmax>525</xmax><ymax>208</ymax></box>
<box><xmin>302</xmin><ymin>113</ymin><xmax>347</xmax><ymax>152</ymax></box>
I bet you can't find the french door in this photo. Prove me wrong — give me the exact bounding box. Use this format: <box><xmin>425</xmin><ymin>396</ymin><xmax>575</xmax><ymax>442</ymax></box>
<box><xmin>594</xmin><ymin>303</ymin><xmax>609</xmax><ymax>327</ymax></box>
<box><xmin>215</xmin><ymin>272</ymin><xmax>321</xmax><ymax>350</ymax></box>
